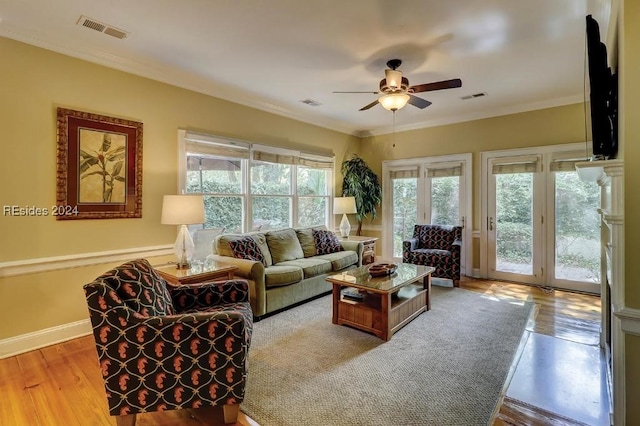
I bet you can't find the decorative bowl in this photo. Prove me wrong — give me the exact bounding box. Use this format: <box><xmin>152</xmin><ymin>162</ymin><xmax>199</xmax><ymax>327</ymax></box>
<box><xmin>368</xmin><ymin>263</ymin><xmax>398</xmax><ymax>277</ymax></box>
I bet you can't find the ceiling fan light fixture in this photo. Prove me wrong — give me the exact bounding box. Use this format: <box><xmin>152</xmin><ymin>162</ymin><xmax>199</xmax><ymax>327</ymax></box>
<box><xmin>379</xmin><ymin>93</ymin><xmax>410</xmax><ymax>111</ymax></box>
<box><xmin>385</xmin><ymin>69</ymin><xmax>403</xmax><ymax>89</ymax></box>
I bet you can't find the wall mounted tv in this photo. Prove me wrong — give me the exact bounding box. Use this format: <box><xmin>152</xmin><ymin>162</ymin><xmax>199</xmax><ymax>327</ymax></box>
<box><xmin>586</xmin><ymin>14</ymin><xmax>617</xmax><ymax>159</ymax></box>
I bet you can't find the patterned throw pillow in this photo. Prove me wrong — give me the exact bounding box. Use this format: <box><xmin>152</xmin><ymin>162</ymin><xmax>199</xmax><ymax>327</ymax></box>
<box><xmin>228</xmin><ymin>236</ymin><xmax>267</xmax><ymax>266</ymax></box>
<box><xmin>312</xmin><ymin>229</ymin><xmax>344</xmax><ymax>255</ymax></box>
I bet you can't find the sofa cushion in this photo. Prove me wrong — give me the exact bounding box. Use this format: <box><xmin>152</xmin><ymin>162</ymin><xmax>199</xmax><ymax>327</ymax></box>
<box><xmin>264</xmin><ymin>265</ymin><xmax>304</xmax><ymax>288</ymax></box>
<box><xmin>266</xmin><ymin>228</ymin><xmax>304</xmax><ymax>264</ymax></box>
<box><xmin>295</xmin><ymin>226</ymin><xmax>321</xmax><ymax>257</ymax></box>
<box><xmin>216</xmin><ymin>232</ymin><xmax>273</xmax><ymax>266</ymax></box>
<box><xmin>228</xmin><ymin>236</ymin><xmax>267</xmax><ymax>266</ymax></box>
<box><xmin>314</xmin><ymin>250</ymin><xmax>358</xmax><ymax>271</ymax></box>
<box><xmin>277</xmin><ymin>258</ymin><xmax>333</xmax><ymax>279</ymax></box>
<box><xmin>312</xmin><ymin>229</ymin><xmax>343</xmax><ymax>255</ymax></box>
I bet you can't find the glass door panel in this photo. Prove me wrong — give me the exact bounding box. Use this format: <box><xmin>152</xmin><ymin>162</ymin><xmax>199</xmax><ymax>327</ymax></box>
<box><xmin>553</xmin><ymin>171</ymin><xmax>601</xmax><ymax>284</ymax></box>
<box><xmin>495</xmin><ymin>173</ymin><xmax>534</xmax><ymax>275</ymax></box>
<box><xmin>391</xmin><ymin>178</ymin><xmax>417</xmax><ymax>257</ymax></box>
<box><xmin>431</xmin><ymin>176</ymin><xmax>460</xmax><ymax>225</ymax></box>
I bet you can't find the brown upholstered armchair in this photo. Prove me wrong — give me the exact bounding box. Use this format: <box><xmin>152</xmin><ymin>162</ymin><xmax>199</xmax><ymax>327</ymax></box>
<box><xmin>402</xmin><ymin>224</ymin><xmax>463</xmax><ymax>286</ymax></box>
<box><xmin>83</xmin><ymin>258</ymin><xmax>253</xmax><ymax>425</ymax></box>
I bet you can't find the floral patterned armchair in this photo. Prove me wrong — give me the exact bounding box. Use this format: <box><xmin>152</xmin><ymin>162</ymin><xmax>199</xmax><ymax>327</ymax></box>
<box><xmin>83</xmin><ymin>258</ymin><xmax>253</xmax><ymax>425</ymax></box>
<box><xmin>402</xmin><ymin>225</ymin><xmax>463</xmax><ymax>286</ymax></box>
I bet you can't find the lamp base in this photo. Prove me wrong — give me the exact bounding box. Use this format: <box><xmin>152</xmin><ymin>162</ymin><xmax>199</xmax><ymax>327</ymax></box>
<box><xmin>175</xmin><ymin>261</ymin><xmax>191</xmax><ymax>270</ymax></box>
<box><xmin>339</xmin><ymin>213</ymin><xmax>351</xmax><ymax>238</ymax></box>
<box><xmin>173</xmin><ymin>224</ymin><xmax>195</xmax><ymax>270</ymax></box>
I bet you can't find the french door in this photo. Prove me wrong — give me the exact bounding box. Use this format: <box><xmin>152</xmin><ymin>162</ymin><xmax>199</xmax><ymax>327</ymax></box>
<box><xmin>487</xmin><ymin>155</ymin><xmax>544</xmax><ymax>284</ymax></box>
<box><xmin>483</xmin><ymin>146</ymin><xmax>601</xmax><ymax>293</ymax></box>
<box><xmin>383</xmin><ymin>154</ymin><xmax>472</xmax><ymax>276</ymax></box>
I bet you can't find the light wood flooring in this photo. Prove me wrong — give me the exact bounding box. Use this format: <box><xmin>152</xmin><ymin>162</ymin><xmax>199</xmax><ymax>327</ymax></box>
<box><xmin>0</xmin><ymin>277</ymin><xmax>602</xmax><ymax>426</ymax></box>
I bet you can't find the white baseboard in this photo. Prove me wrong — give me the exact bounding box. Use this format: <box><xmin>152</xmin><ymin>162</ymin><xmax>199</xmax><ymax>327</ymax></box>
<box><xmin>471</xmin><ymin>268</ymin><xmax>481</xmax><ymax>278</ymax></box>
<box><xmin>0</xmin><ymin>319</ymin><xmax>92</xmax><ymax>359</ymax></box>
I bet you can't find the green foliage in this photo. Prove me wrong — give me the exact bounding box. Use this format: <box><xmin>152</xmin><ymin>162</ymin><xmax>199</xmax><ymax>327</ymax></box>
<box><xmin>431</xmin><ymin>176</ymin><xmax>459</xmax><ymax>225</ymax></box>
<box><xmin>186</xmin><ymin>158</ymin><xmax>329</xmax><ymax>232</ymax></box>
<box><xmin>494</xmin><ymin>171</ymin><xmax>601</xmax><ymax>281</ymax></box>
<box><xmin>392</xmin><ymin>178</ymin><xmax>417</xmax><ymax>256</ymax></box>
<box><xmin>341</xmin><ymin>155</ymin><xmax>382</xmax><ymax>234</ymax></box>
<box><xmin>497</xmin><ymin>222</ymin><xmax>533</xmax><ymax>263</ymax></box>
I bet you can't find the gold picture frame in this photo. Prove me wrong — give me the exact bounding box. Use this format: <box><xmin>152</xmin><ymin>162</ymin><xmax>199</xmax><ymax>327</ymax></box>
<box><xmin>56</xmin><ymin>108</ymin><xmax>143</xmax><ymax>220</ymax></box>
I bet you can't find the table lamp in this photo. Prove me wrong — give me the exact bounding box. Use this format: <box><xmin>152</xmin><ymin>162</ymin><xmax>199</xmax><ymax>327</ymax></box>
<box><xmin>333</xmin><ymin>196</ymin><xmax>357</xmax><ymax>238</ymax></box>
<box><xmin>161</xmin><ymin>194</ymin><xmax>205</xmax><ymax>269</ymax></box>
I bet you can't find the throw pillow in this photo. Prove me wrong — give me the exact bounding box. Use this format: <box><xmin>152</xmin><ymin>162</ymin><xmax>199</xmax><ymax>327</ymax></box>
<box><xmin>312</xmin><ymin>229</ymin><xmax>343</xmax><ymax>255</ymax></box>
<box><xmin>228</xmin><ymin>236</ymin><xmax>267</xmax><ymax>266</ymax></box>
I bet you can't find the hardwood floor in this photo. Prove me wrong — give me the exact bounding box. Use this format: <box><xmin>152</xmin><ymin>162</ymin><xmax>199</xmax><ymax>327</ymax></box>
<box><xmin>459</xmin><ymin>277</ymin><xmax>604</xmax><ymax>426</ymax></box>
<box><xmin>0</xmin><ymin>277</ymin><xmax>601</xmax><ymax>426</ymax></box>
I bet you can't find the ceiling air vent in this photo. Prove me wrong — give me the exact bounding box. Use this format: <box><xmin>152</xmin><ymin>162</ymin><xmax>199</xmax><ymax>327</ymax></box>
<box><xmin>300</xmin><ymin>99</ymin><xmax>322</xmax><ymax>107</ymax></box>
<box><xmin>460</xmin><ymin>92</ymin><xmax>487</xmax><ymax>100</ymax></box>
<box><xmin>77</xmin><ymin>15</ymin><xmax>129</xmax><ymax>39</ymax></box>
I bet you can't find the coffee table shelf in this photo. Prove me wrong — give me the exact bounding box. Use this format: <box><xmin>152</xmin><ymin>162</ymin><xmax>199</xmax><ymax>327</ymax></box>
<box><xmin>328</xmin><ymin>264</ymin><xmax>434</xmax><ymax>341</ymax></box>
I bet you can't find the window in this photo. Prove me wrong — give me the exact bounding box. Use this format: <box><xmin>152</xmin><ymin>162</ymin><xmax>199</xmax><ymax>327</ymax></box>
<box><xmin>180</xmin><ymin>131</ymin><xmax>333</xmax><ymax>233</ymax></box>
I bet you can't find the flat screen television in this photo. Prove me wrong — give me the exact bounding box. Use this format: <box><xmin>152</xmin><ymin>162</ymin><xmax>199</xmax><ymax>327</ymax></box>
<box><xmin>586</xmin><ymin>14</ymin><xmax>617</xmax><ymax>159</ymax></box>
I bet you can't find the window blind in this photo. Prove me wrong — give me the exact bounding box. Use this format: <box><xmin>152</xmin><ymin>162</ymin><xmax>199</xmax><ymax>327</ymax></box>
<box><xmin>185</xmin><ymin>132</ymin><xmax>249</xmax><ymax>160</ymax></box>
<box><xmin>549</xmin><ymin>150</ymin><xmax>589</xmax><ymax>172</ymax></box>
<box><xmin>298</xmin><ymin>155</ymin><xmax>334</xmax><ymax>169</ymax></box>
<box><xmin>252</xmin><ymin>151</ymin><xmax>298</xmax><ymax>165</ymax></box>
<box><xmin>390</xmin><ymin>169</ymin><xmax>419</xmax><ymax>179</ymax></box>
<box><xmin>426</xmin><ymin>164</ymin><xmax>462</xmax><ymax>178</ymax></box>
<box><xmin>491</xmin><ymin>155</ymin><xmax>541</xmax><ymax>174</ymax></box>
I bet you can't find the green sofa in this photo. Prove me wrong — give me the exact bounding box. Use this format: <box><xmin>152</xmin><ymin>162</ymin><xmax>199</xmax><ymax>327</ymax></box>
<box><xmin>210</xmin><ymin>226</ymin><xmax>363</xmax><ymax>317</ymax></box>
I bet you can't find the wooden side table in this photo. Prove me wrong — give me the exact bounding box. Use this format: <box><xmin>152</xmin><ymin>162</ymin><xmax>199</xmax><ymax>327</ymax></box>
<box><xmin>338</xmin><ymin>235</ymin><xmax>378</xmax><ymax>265</ymax></box>
<box><xmin>154</xmin><ymin>261</ymin><xmax>238</xmax><ymax>285</ymax></box>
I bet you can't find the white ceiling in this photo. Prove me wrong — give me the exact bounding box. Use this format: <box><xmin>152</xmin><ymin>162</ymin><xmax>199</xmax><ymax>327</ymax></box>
<box><xmin>0</xmin><ymin>0</ymin><xmax>613</xmax><ymax>136</ymax></box>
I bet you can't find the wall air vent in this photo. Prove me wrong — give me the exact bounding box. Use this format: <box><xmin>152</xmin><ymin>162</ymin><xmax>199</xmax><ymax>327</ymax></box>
<box><xmin>300</xmin><ymin>99</ymin><xmax>322</xmax><ymax>107</ymax></box>
<box><xmin>460</xmin><ymin>92</ymin><xmax>487</xmax><ymax>100</ymax></box>
<box><xmin>77</xmin><ymin>15</ymin><xmax>129</xmax><ymax>39</ymax></box>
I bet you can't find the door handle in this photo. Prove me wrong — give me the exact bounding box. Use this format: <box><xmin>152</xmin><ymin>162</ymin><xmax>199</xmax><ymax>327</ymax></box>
<box><xmin>488</xmin><ymin>217</ymin><xmax>494</xmax><ymax>231</ymax></box>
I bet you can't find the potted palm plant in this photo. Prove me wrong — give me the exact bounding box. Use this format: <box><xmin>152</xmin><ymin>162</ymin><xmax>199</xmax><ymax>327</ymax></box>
<box><xmin>341</xmin><ymin>155</ymin><xmax>382</xmax><ymax>236</ymax></box>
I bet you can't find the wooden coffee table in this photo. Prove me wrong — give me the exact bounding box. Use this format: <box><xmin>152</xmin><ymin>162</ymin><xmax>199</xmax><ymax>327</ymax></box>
<box><xmin>327</xmin><ymin>263</ymin><xmax>434</xmax><ymax>341</ymax></box>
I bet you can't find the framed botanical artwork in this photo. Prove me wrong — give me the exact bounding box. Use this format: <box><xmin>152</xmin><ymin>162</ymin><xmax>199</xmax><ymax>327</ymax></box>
<box><xmin>56</xmin><ymin>108</ymin><xmax>143</xmax><ymax>220</ymax></box>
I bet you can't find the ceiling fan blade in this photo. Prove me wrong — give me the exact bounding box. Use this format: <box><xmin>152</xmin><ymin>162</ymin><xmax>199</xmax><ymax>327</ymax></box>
<box><xmin>359</xmin><ymin>99</ymin><xmax>380</xmax><ymax>111</ymax></box>
<box><xmin>407</xmin><ymin>94</ymin><xmax>432</xmax><ymax>109</ymax></box>
<box><xmin>410</xmin><ymin>78</ymin><xmax>462</xmax><ymax>93</ymax></box>
<box><xmin>333</xmin><ymin>91</ymin><xmax>380</xmax><ymax>94</ymax></box>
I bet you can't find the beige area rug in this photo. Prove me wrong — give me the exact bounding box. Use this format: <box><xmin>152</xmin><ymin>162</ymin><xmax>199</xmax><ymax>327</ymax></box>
<box><xmin>242</xmin><ymin>287</ymin><xmax>532</xmax><ymax>426</ymax></box>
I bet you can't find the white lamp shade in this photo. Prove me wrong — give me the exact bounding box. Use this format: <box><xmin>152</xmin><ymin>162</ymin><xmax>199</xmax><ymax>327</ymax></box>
<box><xmin>385</xmin><ymin>69</ymin><xmax>403</xmax><ymax>89</ymax></box>
<box><xmin>379</xmin><ymin>93</ymin><xmax>410</xmax><ymax>111</ymax></box>
<box><xmin>333</xmin><ymin>197</ymin><xmax>357</xmax><ymax>215</ymax></box>
<box><xmin>161</xmin><ymin>195</ymin><xmax>205</xmax><ymax>225</ymax></box>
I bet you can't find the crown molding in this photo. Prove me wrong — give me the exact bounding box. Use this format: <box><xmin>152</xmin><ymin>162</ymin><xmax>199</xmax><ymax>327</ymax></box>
<box><xmin>367</xmin><ymin>94</ymin><xmax>585</xmax><ymax>136</ymax></box>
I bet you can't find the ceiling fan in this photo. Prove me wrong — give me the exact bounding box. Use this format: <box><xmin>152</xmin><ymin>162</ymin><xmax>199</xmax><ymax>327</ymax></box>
<box><xmin>334</xmin><ymin>59</ymin><xmax>462</xmax><ymax>111</ymax></box>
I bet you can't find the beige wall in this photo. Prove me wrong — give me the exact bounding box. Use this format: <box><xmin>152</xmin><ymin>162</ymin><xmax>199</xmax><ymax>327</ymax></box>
<box><xmin>0</xmin><ymin>37</ymin><xmax>359</xmax><ymax>340</ymax></box>
<box><xmin>358</xmin><ymin>103</ymin><xmax>587</xmax><ymax>266</ymax></box>
<box><xmin>622</xmin><ymin>0</ymin><xmax>640</xmax><ymax>422</ymax></box>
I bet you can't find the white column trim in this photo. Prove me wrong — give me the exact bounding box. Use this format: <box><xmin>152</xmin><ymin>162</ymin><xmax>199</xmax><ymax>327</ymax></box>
<box><xmin>615</xmin><ymin>307</ymin><xmax>640</xmax><ymax>336</ymax></box>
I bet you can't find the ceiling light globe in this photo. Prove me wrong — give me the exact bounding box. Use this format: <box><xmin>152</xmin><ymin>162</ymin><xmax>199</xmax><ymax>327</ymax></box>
<box><xmin>379</xmin><ymin>93</ymin><xmax>410</xmax><ymax>111</ymax></box>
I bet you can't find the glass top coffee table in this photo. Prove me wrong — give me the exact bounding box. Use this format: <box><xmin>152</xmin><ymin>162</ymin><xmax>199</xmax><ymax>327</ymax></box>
<box><xmin>326</xmin><ymin>263</ymin><xmax>435</xmax><ymax>341</ymax></box>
